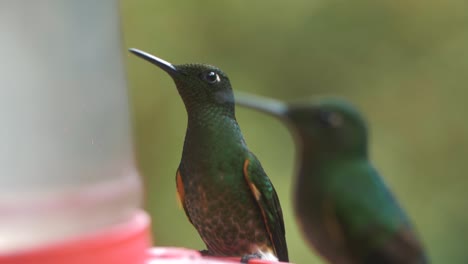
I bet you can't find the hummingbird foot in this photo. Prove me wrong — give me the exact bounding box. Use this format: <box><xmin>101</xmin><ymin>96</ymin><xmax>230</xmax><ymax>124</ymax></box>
<box><xmin>199</xmin><ymin>249</ymin><xmax>211</xmax><ymax>256</ymax></box>
<box><xmin>240</xmin><ymin>252</ymin><xmax>263</xmax><ymax>263</ymax></box>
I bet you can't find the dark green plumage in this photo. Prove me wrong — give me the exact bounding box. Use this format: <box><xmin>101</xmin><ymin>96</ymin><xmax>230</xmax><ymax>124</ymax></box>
<box><xmin>129</xmin><ymin>49</ymin><xmax>288</xmax><ymax>262</ymax></box>
<box><xmin>235</xmin><ymin>94</ymin><xmax>427</xmax><ymax>264</ymax></box>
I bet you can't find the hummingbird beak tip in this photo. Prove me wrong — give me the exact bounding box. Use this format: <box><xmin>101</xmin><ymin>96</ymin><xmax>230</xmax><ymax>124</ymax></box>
<box><xmin>128</xmin><ymin>48</ymin><xmax>178</xmax><ymax>75</ymax></box>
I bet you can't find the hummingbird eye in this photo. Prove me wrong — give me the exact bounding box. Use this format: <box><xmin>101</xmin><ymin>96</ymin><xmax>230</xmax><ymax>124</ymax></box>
<box><xmin>201</xmin><ymin>71</ymin><xmax>220</xmax><ymax>84</ymax></box>
<box><xmin>317</xmin><ymin>110</ymin><xmax>343</xmax><ymax>128</ymax></box>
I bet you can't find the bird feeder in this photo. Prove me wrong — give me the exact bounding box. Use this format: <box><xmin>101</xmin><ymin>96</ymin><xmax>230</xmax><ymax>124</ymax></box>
<box><xmin>0</xmin><ymin>1</ymin><xmax>148</xmax><ymax>263</ymax></box>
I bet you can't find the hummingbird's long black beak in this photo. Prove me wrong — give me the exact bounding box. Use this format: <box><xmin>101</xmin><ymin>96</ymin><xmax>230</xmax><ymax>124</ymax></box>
<box><xmin>129</xmin><ymin>48</ymin><xmax>178</xmax><ymax>76</ymax></box>
<box><xmin>235</xmin><ymin>91</ymin><xmax>288</xmax><ymax>119</ymax></box>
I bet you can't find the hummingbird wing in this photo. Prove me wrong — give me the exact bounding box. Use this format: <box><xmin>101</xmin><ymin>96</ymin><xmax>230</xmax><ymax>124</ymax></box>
<box><xmin>361</xmin><ymin>227</ymin><xmax>428</xmax><ymax>264</ymax></box>
<box><xmin>243</xmin><ymin>153</ymin><xmax>289</xmax><ymax>262</ymax></box>
<box><xmin>176</xmin><ymin>169</ymin><xmax>193</xmax><ymax>224</ymax></box>
<box><xmin>328</xmin><ymin>163</ymin><xmax>426</xmax><ymax>263</ymax></box>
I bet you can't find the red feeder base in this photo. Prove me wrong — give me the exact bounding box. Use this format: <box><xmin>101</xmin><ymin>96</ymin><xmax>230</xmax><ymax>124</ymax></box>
<box><xmin>0</xmin><ymin>210</ymin><xmax>291</xmax><ymax>264</ymax></box>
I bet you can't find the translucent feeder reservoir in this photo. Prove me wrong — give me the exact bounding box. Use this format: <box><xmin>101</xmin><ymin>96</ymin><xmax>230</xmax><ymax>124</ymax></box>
<box><xmin>0</xmin><ymin>0</ymin><xmax>142</xmax><ymax>254</ymax></box>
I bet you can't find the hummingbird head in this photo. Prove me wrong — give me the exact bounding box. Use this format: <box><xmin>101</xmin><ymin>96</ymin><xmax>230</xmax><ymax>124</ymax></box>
<box><xmin>285</xmin><ymin>100</ymin><xmax>368</xmax><ymax>158</ymax></box>
<box><xmin>235</xmin><ymin>93</ymin><xmax>368</xmax><ymax>158</ymax></box>
<box><xmin>129</xmin><ymin>48</ymin><xmax>234</xmax><ymax>116</ymax></box>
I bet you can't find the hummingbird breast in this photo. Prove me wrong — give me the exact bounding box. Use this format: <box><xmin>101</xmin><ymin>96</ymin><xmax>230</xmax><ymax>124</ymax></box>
<box><xmin>179</xmin><ymin>153</ymin><xmax>274</xmax><ymax>257</ymax></box>
<box><xmin>178</xmin><ymin>115</ymin><xmax>276</xmax><ymax>257</ymax></box>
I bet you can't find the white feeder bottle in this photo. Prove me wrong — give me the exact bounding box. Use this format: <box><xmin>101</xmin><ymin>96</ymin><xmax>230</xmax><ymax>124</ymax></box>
<box><xmin>0</xmin><ymin>1</ymin><xmax>149</xmax><ymax>263</ymax></box>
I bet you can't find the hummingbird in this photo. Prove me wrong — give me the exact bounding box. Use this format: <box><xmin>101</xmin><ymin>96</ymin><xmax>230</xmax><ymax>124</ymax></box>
<box><xmin>128</xmin><ymin>49</ymin><xmax>289</xmax><ymax>263</ymax></box>
<box><xmin>235</xmin><ymin>93</ymin><xmax>427</xmax><ymax>264</ymax></box>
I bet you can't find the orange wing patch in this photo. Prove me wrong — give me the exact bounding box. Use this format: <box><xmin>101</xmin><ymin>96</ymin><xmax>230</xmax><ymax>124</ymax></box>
<box><xmin>322</xmin><ymin>198</ymin><xmax>345</xmax><ymax>245</ymax></box>
<box><xmin>243</xmin><ymin>159</ymin><xmax>261</xmax><ymax>201</ymax></box>
<box><xmin>243</xmin><ymin>159</ymin><xmax>278</xmax><ymax>258</ymax></box>
<box><xmin>176</xmin><ymin>170</ymin><xmax>185</xmax><ymax>209</ymax></box>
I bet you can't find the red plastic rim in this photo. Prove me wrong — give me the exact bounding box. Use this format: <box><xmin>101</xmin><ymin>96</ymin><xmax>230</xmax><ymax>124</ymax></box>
<box><xmin>0</xmin><ymin>210</ymin><xmax>151</xmax><ymax>264</ymax></box>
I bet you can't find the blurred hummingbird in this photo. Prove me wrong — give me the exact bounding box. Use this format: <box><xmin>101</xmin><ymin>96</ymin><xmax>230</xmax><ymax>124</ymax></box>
<box><xmin>128</xmin><ymin>49</ymin><xmax>288</xmax><ymax>263</ymax></box>
<box><xmin>235</xmin><ymin>93</ymin><xmax>427</xmax><ymax>264</ymax></box>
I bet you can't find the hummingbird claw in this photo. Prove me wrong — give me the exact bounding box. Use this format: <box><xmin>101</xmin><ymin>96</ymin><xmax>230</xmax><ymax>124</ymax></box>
<box><xmin>240</xmin><ymin>252</ymin><xmax>263</xmax><ymax>263</ymax></box>
<box><xmin>199</xmin><ymin>249</ymin><xmax>211</xmax><ymax>256</ymax></box>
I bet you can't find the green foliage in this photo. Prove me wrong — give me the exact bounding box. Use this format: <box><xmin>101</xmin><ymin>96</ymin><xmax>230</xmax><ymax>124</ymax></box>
<box><xmin>122</xmin><ymin>0</ymin><xmax>468</xmax><ymax>263</ymax></box>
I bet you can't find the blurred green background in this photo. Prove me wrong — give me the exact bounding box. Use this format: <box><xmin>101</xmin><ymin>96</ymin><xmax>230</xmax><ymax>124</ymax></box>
<box><xmin>122</xmin><ymin>0</ymin><xmax>468</xmax><ymax>263</ymax></box>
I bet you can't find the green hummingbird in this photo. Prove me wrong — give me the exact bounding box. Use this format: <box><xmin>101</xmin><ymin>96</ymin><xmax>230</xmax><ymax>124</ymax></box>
<box><xmin>128</xmin><ymin>49</ymin><xmax>288</xmax><ymax>263</ymax></box>
<box><xmin>235</xmin><ymin>93</ymin><xmax>427</xmax><ymax>264</ymax></box>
